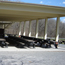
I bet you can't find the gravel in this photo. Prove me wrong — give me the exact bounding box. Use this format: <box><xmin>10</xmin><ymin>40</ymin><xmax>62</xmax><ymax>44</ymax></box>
<box><xmin>0</xmin><ymin>51</ymin><xmax>65</xmax><ymax>65</ymax></box>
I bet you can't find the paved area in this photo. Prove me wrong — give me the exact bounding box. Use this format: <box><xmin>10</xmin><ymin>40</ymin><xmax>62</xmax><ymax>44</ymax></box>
<box><xmin>0</xmin><ymin>44</ymin><xmax>65</xmax><ymax>65</ymax></box>
<box><xmin>0</xmin><ymin>51</ymin><xmax>65</xmax><ymax>65</ymax></box>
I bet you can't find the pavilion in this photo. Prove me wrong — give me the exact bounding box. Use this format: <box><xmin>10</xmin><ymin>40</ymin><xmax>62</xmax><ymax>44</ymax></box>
<box><xmin>0</xmin><ymin>1</ymin><xmax>65</xmax><ymax>44</ymax></box>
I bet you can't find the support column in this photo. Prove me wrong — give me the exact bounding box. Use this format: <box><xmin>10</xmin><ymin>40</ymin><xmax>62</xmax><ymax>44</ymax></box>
<box><xmin>55</xmin><ymin>17</ymin><xmax>60</xmax><ymax>42</ymax></box>
<box><xmin>29</xmin><ymin>20</ymin><xmax>32</xmax><ymax>37</ymax></box>
<box><xmin>35</xmin><ymin>19</ymin><xmax>39</xmax><ymax>38</ymax></box>
<box><xmin>19</xmin><ymin>22</ymin><xmax>22</xmax><ymax>36</ymax></box>
<box><xmin>3</xmin><ymin>24</ymin><xmax>5</xmax><ymax>29</ymax></box>
<box><xmin>23</xmin><ymin>21</ymin><xmax>26</xmax><ymax>36</ymax></box>
<box><xmin>3</xmin><ymin>24</ymin><xmax>5</xmax><ymax>34</ymax></box>
<box><xmin>44</xmin><ymin>18</ymin><xmax>48</xmax><ymax>40</ymax></box>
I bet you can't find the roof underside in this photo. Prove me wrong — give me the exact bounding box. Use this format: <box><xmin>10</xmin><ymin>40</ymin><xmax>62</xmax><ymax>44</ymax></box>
<box><xmin>0</xmin><ymin>1</ymin><xmax>65</xmax><ymax>21</ymax></box>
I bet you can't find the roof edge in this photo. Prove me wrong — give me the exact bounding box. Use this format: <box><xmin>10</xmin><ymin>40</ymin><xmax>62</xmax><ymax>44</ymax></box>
<box><xmin>0</xmin><ymin>1</ymin><xmax>65</xmax><ymax>10</ymax></box>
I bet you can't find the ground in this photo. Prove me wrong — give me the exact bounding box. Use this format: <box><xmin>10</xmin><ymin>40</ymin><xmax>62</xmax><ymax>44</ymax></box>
<box><xmin>0</xmin><ymin>44</ymin><xmax>65</xmax><ymax>65</ymax></box>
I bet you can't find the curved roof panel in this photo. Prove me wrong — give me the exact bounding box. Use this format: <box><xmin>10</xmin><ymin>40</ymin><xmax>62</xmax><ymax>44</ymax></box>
<box><xmin>0</xmin><ymin>1</ymin><xmax>65</xmax><ymax>21</ymax></box>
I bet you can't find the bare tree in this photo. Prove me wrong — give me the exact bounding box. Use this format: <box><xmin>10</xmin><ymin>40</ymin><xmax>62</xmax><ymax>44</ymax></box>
<box><xmin>5</xmin><ymin>19</ymin><xmax>65</xmax><ymax>38</ymax></box>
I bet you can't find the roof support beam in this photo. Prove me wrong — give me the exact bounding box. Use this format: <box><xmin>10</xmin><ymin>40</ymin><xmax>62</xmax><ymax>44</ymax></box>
<box><xmin>23</xmin><ymin>21</ymin><xmax>26</xmax><ymax>36</ymax></box>
<box><xmin>35</xmin><ymin>19</ymin><xmax>39</xmax><ymax>38</ymax></box>
<box><xmin>29</xmin><ymin>20</ymin><xmax>32</xmax><ymax>37</ymax></box>
<box><xmin>55</xmin><ymin>17</ymin><xmax>60</xmax><ymax>42</ymax></box>
<box><xmin>44</xmin><ymin>18</ymin><xmax>48</xmax><ymax>39</ymax></box>
<box><xmin>19</xmin><ymin>22</ymin><xmax>22</xmax><ymax>36</ymax></box>
<box><xmin>3</xmin><ymin>24</ymin><xmax>5</xmax><ymax>29</ymax></box>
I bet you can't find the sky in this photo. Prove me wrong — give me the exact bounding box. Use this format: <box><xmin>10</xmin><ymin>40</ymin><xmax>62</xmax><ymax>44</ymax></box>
<box><xmin>11</xmin><ymin>0</ymin><xmax>65</xmax><ymax>22</ymax></box>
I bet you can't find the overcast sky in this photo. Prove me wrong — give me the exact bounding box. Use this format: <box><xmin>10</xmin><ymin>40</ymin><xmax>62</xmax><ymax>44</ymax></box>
<box><xmin>11</xmin><ymin>0</ymin><xmax>65</xmax><ymax>22</ymax></box>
